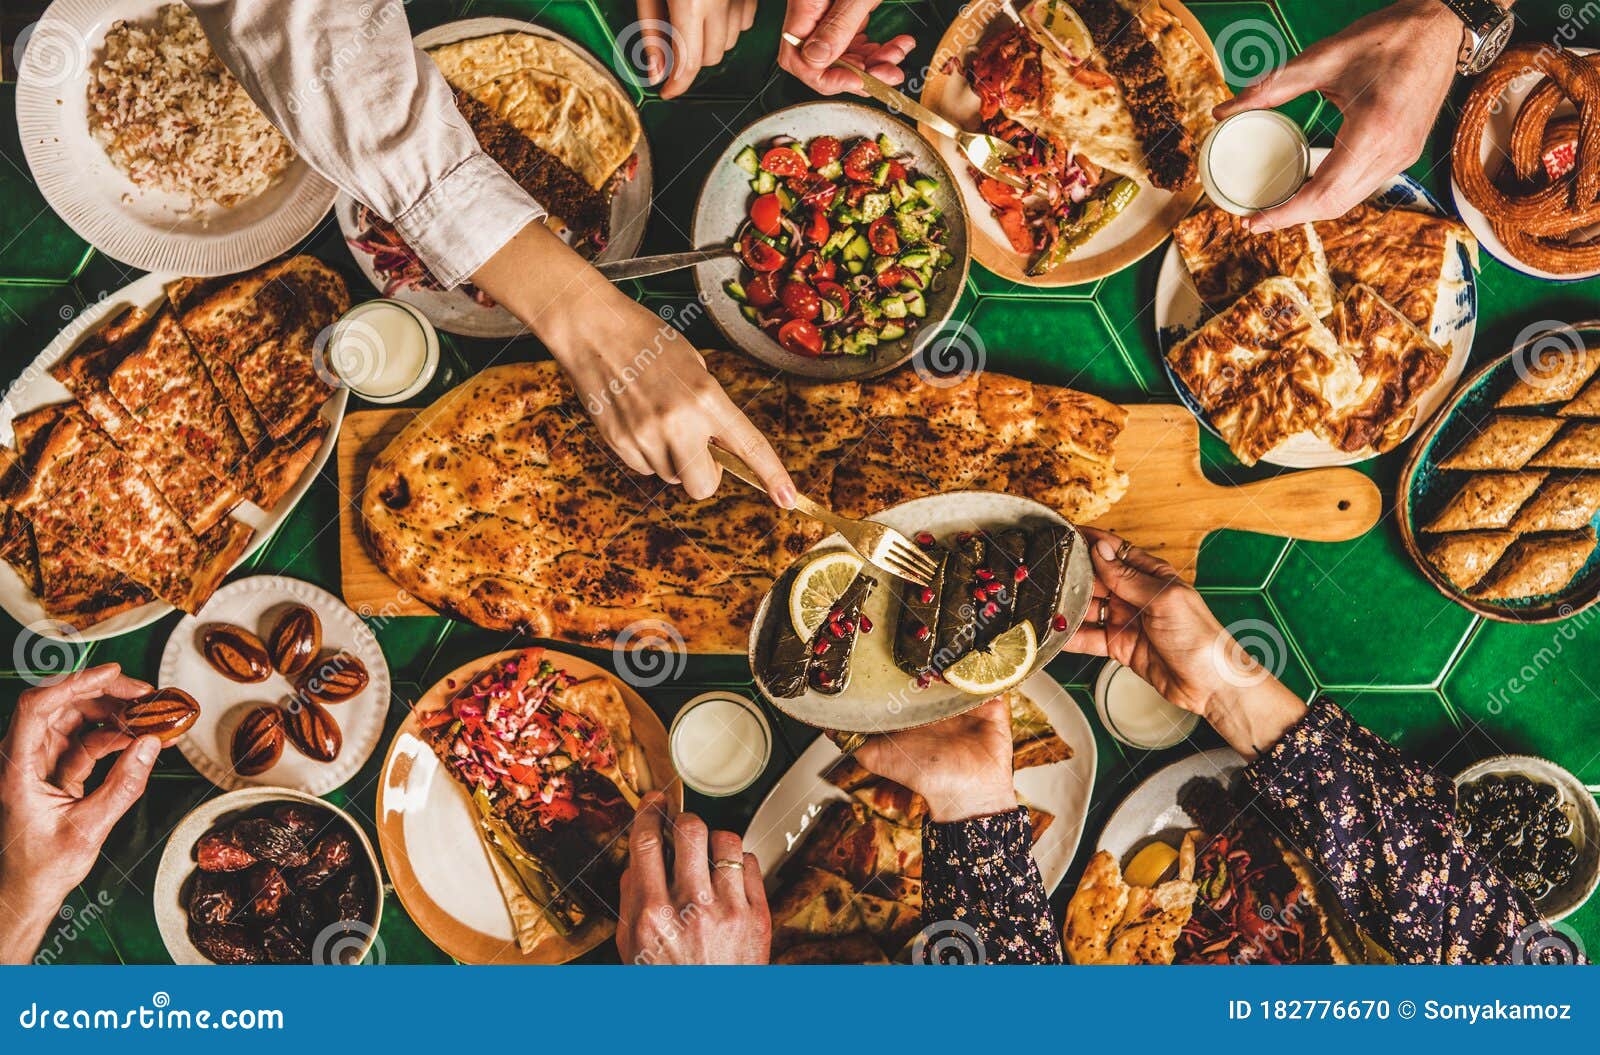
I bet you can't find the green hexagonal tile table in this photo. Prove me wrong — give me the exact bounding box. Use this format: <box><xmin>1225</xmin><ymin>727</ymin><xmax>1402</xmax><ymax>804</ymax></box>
<box><xmin>2</xmin><ymin>0</ymin><xmax>1597</xmax><ymax>963</ymax></box>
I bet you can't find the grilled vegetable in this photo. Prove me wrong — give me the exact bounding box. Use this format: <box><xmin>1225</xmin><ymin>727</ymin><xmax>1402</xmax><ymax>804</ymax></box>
<box><xmin>1027</xmin><ymin>177</ymin><xmax>1139</xmax><ymax>276</ymax></box>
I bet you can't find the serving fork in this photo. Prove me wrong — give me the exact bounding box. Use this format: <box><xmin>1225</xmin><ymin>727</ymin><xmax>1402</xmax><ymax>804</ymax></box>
<box><xmin>710</xmin><ymin>445</ymin><xmax>937</xmax><ymax>588</ymax></box>
<box><xmin>779</xmin><ymin>32</ymin><xmax>1026</xmax><ymax>192</ymax></box>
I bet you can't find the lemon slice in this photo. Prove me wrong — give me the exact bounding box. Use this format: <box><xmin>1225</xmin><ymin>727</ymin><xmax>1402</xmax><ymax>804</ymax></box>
<box><xmin>1027</xmin><ymin>0</ymin><xmax>1095</xmax><ymax>64</ymax></box>
<box><xmin>788</xmin><ymin>551</ymin><xmax>864</xmax><ymax>640</ymax></box>
<box><xmin>1124</xmin><ymin>841</ymin><xmax>1179</xmax><ymax>888</ymax></box>
<box><xmin>941</xmin><ymin>622</ymin><xmax>1037</xmax><ymax>696</ymax></box>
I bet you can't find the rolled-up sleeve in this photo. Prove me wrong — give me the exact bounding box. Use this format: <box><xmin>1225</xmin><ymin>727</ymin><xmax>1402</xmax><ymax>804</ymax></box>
<box><xmin>187</xmin><ymin>0</ymin><xmax>542</xmax><ymax>287</ymax></box>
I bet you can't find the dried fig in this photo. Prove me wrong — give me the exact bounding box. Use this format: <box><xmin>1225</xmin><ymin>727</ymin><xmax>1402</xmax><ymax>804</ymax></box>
<box><xmin>118</xmin><ymin>688</ymin><xmax>200</xmax><ymax>744</ymax></box>
<box><xmin>230</xmin><ymin>706</ymin><xmax>285</xmax><ymax>776</ymax></box>
<box><xmin>201</xmin><ymin>625</ymin><xmax>272</xmax><ymax>683</ymax></box>
<box><xmin>268</xmin><ymin>605</ymin><xmax>321</xmax><ymax>677</ymax></box>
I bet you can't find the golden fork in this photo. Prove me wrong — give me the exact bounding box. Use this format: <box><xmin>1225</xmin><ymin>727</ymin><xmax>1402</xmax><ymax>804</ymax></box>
<box><xmin>710</xmin><ymin>445</ymin><xmax>937</xmax><ymax>588</ymax></box>
<box><xmin>779</xmin><ymin>32</ymin><xmax>1026</xmax><ymax>192</ymax></box>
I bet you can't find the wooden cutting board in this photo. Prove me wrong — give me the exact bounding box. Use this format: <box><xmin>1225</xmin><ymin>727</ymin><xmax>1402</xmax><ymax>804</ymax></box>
<box><xmin>337</xmin><ymin>404</ymin><xmax>1380</xmax><ymax>614</ymax></box>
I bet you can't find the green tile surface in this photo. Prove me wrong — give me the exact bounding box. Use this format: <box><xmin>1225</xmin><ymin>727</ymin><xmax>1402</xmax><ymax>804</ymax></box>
<box><xmin>2</xmin><ymin>0</ymin><xmax>1598</xmax><ymax>964</ymax></box>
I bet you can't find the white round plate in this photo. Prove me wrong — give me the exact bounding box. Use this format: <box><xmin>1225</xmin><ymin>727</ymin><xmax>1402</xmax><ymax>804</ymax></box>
<box><xmin>744</xmin><ymin>670</ymin><xmax>1097</xmax><ymax>896</ymax></box>
<box><xmin>1095</xmin><ymin>746</ymin><xmax>1243</xmax><ymax>865</ymax></box>
<box><xmin>690</xmin><ymin>100</ymin><xmax>970</xmax><ymax>380</ymax></box>
<box><xmin>154</xmin><ymin>786</ymin><xmax>383</xmax><ymax>965</ymax></box>
<box><xmin>337</xmin><ymin>17</ymin><xmax>652</xmax><ymax>338</ymax></box>
<box><xmin>747</xmin><ymin>491</ymin><xmax>1093</xmax><ymax>734</ymax></box>
<box><xmin>162</xmin><ymin>576</ymin><xmax>390</xmax><ymax>795</ymax></box>
<box><xmin>1156</xmin><ymin>147</ymin><xmax>1480</xmax><ymax>468</ymax></box>
<box><xmin>0</xmin><ymin>273</ymin><xmax>346</xmax><ymax>642</ymax></box>
<box><xmin>1450</xmin><ymin>47</ymin><xmax>1600</xmax><ymax>283</ymax></box>
<box><xmin>15</xmin><ymin>0</ymin><xmax>336</xmax><ymax>276</ymax></box>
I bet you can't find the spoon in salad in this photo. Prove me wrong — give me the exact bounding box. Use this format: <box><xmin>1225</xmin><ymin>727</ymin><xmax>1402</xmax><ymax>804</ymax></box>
<box><xmin>780</xmin><ymin>32</ymin><xmax>1026</xmax><ymax>192</ymax></box>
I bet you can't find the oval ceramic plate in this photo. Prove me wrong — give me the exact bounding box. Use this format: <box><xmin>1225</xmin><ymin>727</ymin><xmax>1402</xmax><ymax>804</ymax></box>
<box><xmin>15</xmin><ymin>0</ymin><xmax>336</xmax><ymax>276</ymax></box>
<box><xmin>162</xmin><ymin>576</ymin><xmax>391</xmax><ymax>795</ymax></box>
<box><xmin>920</xmin><ymin>0</ymin><xmax>1218</xmax><ymax>287</ymax></box>
<box><xmin>337</xmin><ymin>17</ymin><xmax>653</xmax><ymax>338</ymax></box>
<box><xmin>375</xmin><ymin>649</ymin><xmax>679</xmax><ymax>965</ymax></box>
<box><xmin>0</xmin><ymin>272</ymin><xmax>346</xmax><ymax>643</ymax></box>
<box><xmin>1398</xmin><ymin>322</ymin><xmax>1600</xmax><ymax>623</ymax></box>
<box><xmin>1095</xmin><ymin>746</ymin><xmax>1243</xmax><ymax>863</ymax></box>
<box><xmin>745</xmin><ymin>670</ymin><xmax>1096</xmax><ymax>897</ymax></box>
<box><xmin>154</xmin><ymin>786</ymin><xmax>384</xmax><ymax>965</ymax></box>
<box><xmin>1454</xmin><ymin>755</ymin><xmax>1600</xmax><ymax>921</ymax></box>
<box><xmin>691</xmin><ymin>100</ymin><xmax>971</xmax><ymax>380</ymax></box>
<box><xmin>1449</xmin><ymin>47</ymin><xmax>1600</xmax><ymax>283</ymax></box>
<box><xmin>747</xmin><ymin>491</ymin><xmax>1093</xmax><ymax>734</ymax></box>
<box><xmin>1157</xmin><ymin>147</ymin><xmax>1479</xmax><ymax>468</ymax></box>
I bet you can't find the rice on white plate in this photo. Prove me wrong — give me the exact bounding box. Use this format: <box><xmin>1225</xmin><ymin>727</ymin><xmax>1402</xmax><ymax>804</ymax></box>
<box><xmin>86</xmin><ymin>3</ymin><xmax>295</xmax><ymax>211</ymax></box>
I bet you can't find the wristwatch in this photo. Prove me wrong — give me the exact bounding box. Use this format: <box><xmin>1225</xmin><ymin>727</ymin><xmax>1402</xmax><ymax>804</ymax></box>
<box><xmin>1436</xmin><ymin>0</ymin><xmax>1516</xmax><ymax>75</ymax></box>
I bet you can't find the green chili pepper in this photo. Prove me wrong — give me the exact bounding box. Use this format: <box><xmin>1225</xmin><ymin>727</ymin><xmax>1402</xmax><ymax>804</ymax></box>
<box><xmin>1027</xmin><ymin>177</ymin><xmax>1139</xmax><ymax>276</ymax></box>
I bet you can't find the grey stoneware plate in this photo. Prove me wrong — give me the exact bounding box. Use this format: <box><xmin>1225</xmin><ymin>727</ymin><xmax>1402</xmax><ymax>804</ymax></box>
<box><xmin>747</xmin><ymin>491</ymin><xmax>1093</xmax><ymax>734</ymax></box>
<box><xmin>691</xmin><ymin>100</ymin><xmax>971</xmax><ymax>381</ymax></box>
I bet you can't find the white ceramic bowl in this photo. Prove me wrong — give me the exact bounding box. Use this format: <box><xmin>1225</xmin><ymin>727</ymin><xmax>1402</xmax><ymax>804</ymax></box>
<box><xmin>154</xmin><ymin>786</ymin><xmax>384</xmax><ymax>964</ymax></box>
<box><xmin>1455</xmin><ymin>754</ymin><xmax>1600</xmax><ymax>922</ymax></box>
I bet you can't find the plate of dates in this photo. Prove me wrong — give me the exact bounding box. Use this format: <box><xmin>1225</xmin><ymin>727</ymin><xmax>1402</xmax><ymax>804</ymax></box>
<box><xmin>161</xmin><ymin>575</ymin><xmax>390</xmax><ymax>795</ymax></box>
<box><xmin>155</xmin><ymin>786</ymin><xmax>383</xmax><ymax>964</ymax></box>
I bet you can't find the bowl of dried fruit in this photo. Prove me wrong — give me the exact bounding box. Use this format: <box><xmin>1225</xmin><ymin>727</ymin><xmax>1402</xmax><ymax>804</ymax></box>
<box><xmin>154</xmin><ymin>786</ymin><xmax>383</xmax><ymax>964</ymax></box>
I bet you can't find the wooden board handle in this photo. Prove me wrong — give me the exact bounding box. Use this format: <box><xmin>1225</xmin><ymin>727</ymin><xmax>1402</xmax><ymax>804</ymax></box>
<box><xmin>1214</xmin><ymin>467</ymin><xmax>1381</xmax><ymax>542</ymax></box>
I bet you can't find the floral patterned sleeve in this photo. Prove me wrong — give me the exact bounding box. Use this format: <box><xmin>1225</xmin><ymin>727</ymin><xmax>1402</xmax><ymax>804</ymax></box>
<box><xmin>922</xmin><ymin>808</ymin><xmax>1062</xmax><ymax>964</ymax></box>
<box><xmin>1241</xmin><ymin>697</ymin><xmax>1551</xmax><ymax>964</ymax></box>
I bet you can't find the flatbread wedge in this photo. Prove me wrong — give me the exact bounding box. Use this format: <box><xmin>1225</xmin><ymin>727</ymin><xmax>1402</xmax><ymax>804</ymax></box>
<box><xmin>1064</xmin><ymin>830</ymin><xmax>1199</xmax><ymax>964</ymax></box>
<box><xmin>1313</xmin><ymin>203</ymin><xmax>1478</xmax><ymax>339</ymax></box>
<box><xmin>1322</xmin><ymin>283</ymin><xmax>1447</xmax><ymax>455</ymax></box>
<box><xmin>1172</xmin><ymin>205</ymin><xmax>1334</xmax><ymax>316</ymax></box>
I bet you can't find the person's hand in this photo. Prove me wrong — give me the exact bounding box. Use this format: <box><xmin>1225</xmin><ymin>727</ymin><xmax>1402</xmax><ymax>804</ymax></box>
<box><xmin>1214</xmin><ymin>0</ymin><xmax>1462</xmax><ymax>231</ymax></box>
<box><xmin>616</xmin><ymin>793</ymin><xmax>770</xmax><ymax>964</ymax></box>
<box><xmin>1066</xmin><ymin>528</ymin><xmax>1306</xmax><ymax>759</ymax></box>
<box><xmin>471</xmin><ymin>222</ymin><xmax>797</xmax><ymax>506</ymax></box>
<box><xmin>779</xmin><ymin>0</ymin><xmax>916</xmax><ymax>95</ymax></box>
<box><xmin>0</xmin><ymin>664</ymin><xmax>161</xmax><ymax>964</ymax></box>
<box><xmin>637</xmin><ymin>0</ymin><xmax>759</xmax><ymax>99</ymax></box>
<box><xmin>854</xmin><ymin>697</ymin><xmax>1017</xmax><ymax>822</ymax></box>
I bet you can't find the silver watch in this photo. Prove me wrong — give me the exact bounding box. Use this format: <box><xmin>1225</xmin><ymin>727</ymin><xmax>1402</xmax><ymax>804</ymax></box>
<box><xmin>1438</xmin><ymin>0</ymin><xmax>1516</xmax><ymax>75</ymax></box>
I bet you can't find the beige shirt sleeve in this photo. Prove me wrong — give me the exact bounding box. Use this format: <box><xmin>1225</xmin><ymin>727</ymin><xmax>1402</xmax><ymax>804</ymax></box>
<box><xmin>185</xmin><ymin>0</ymin><xmax>542</xmax><ymax>288</ymax></box>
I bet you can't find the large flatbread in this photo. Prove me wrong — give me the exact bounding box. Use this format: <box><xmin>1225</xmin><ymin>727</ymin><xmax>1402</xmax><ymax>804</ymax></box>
<box><xmin>1173</xmin><ymin>206</ymin><xmax>1334</xmax><ymax>316</ymax></box>
<box><xmin>361</xmin><ymin>352</ymin><xmax>1127</xmax><ymax>651</ymax></box>
<box><xmin>428</xmin><ymin>32</ymin><xmax>640</xmax><ymax>191</ymax></box>
<box><xmin>1065</xmin><ymin>831</ymin><xmax>1199</xmax><ymax>964</ymax></box>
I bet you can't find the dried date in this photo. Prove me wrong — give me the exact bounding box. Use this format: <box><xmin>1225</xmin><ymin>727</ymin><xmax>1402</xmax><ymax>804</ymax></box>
<box><xmin>195</xmin><ymin>829</ymin><xmax>256</xmax><ymax>873</ymax></box>
<box><xmin>189</xmin><ymin>922</ymin><xmax>264</xmax><ymax>965</ymax></box>
<box><xmin>232</xmin><ymin>817</ymin><xmax>309</xmax><ymax>869</ymax></box>
<box><xmin>230</xmin><ymin>706</ymin><xmax>285</xmax><ymax>776</ymax></box>
<box><xmin>268</xmin><ymin>605</ymin><xmax>322</xmax><ymax>677</ymax></box>
<box><xmin>322</xmin><ymin>869</ymin><xmax>370</xmax><ymax>925</ymax></box>
<box><xmin>261</xmin><ymin>923</ymin><xmax>309</xmax><ymax>964</ymax></box>
<box><xmin>294</xmin><ymin>829</ymin><xmax>355</xmax><ymax>891</ymax></box>
<box><xmin>243</xmin><ymin>863</ymin><xmax>290</xmax><ymax>919</ymax></box>
<box><xmin>187</xmin><ymin>872</ymin><xmax>241</xmax><ymax>927</ymax></box>
<box><xmin>271</xmin><ymin>803</ymin><xmax>323</xmax><ymax>839</ymax></box>
<box><xmin>118</xmin><ymin>688</ymin><xmax>200</xmax><ymax>744</ymax></box>
<box><xmin>201</xmin><ymin>625</ymin><xmax>272</xmax><ymax>683</ymax></box>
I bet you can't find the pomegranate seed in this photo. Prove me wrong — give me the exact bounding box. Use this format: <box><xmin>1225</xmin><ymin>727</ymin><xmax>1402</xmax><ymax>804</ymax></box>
<box><xmin>982</xmin><ymin>601</ymin><xmax>999</xmax><ymax>618</ymax></box>
<box><xmin>990</xmin><ymin>586</ymin><xmax>1007</xmax><ymax>603</ymax></box>
<box><xmin>975</xmin><ymin>567</ymin><xmax>994</xmax><ymax>581</ymax></box>
<box><xmin>813</xmin><ymin>639</ymin><xmax>831</xmax><ymax>655</ymax></box>
<box><xmin>915</xmin><ymin>673</ymin><xmax>931</xmax><ymax>688</ymax></box>
<box><xmin>955</xmin><ymin>531</ymin><xmax>972</xmax><ymax>543</ymax></box>
<box><xmin>830</xmin><ymin>623</ymin><xmax>846</xmax><ymax>638</ymax></box>
<box><xmin>914</xmin><ymin>531</ymin><xmax>935</xmax><ymax>547</ymax></box>
<box><xmin>914</xmin><ymin>624</ymin><xmax>931</xmax><ymax>641</ymax></box>
<box><xmin>1014</xmin><ymin>566</ymin><xmax>1029</xmax><ymax>583</ymax></box>
<box><xmin>919</xmin><ymin>587</ymin><xmax>935</xmax><ymax>604</ymax></box>
<box><xmin>859</xmin><ymin>615</ymin><xmax>873</xmax><ymax>633</ymax></box>
<box><xmin>840</xmin><ymin>619</ymin><xmax>856</xmax><ymax>634</ymax></box>
<box><xmin>971</xmin><ymin>586</ymin><xmax>988</xmax><ymax>602</ymax></box>
<box><xmin>1051</xmin><ymin>613</ymin><xmax>1069</xmax><ymax>632</ymax></box>
<box><xmin>816</xmin><ymin>671</ymin><xmax>833</xmax><ymax>687</ymax></box>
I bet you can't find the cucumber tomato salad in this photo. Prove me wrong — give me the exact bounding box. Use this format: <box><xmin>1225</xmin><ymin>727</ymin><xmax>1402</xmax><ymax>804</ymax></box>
<box><xmin>726</xmin><ymin>133</ymin><xmax>955</xmax><ymax>358</ymax></box>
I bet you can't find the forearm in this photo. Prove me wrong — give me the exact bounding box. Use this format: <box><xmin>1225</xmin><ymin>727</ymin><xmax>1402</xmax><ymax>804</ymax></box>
<box><xmin>1199</xmin><ymin>675</ymin><xmax>1309</xmax><ymax>762</ymax></box>
<box><xmin>470</xmin><ymin>221</ymin><xmax>631</xmax><ymax>354</ymax></box>
<box><xmin>0</xmin><ymin>890</ymin><xmax>59</xmax><ymax>965</ymax></box>
<box><xmin>922</xmin><ymin>809</ymin><xmax>1062</xmax><ymax>965</ymax></box>
<box><xmin>1242</xmin><ymin>698</ymin><xmax>1542</xmax><ymax>964</ymax></box>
